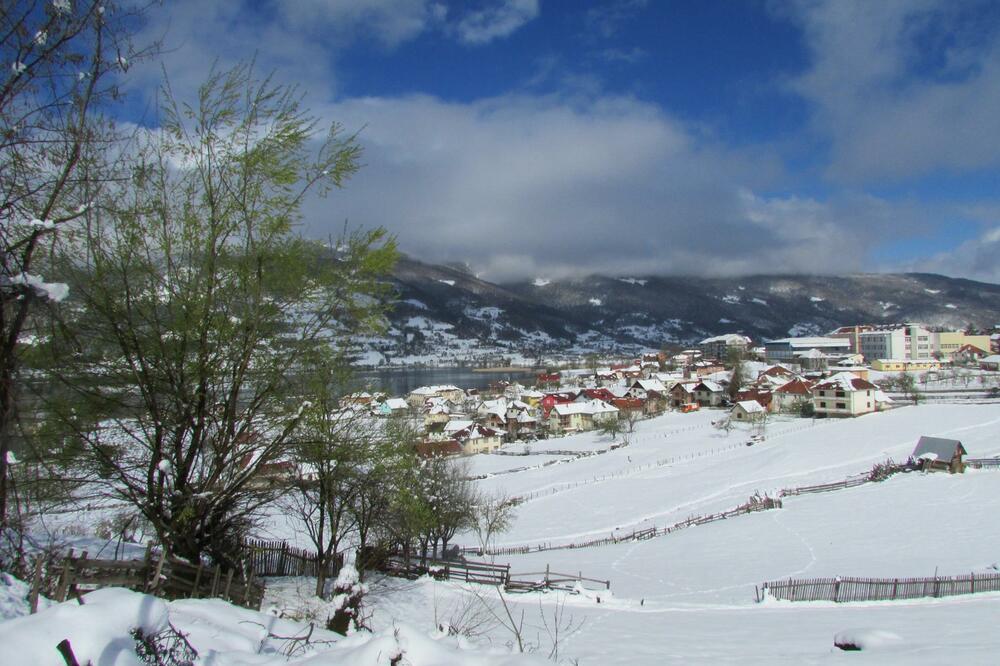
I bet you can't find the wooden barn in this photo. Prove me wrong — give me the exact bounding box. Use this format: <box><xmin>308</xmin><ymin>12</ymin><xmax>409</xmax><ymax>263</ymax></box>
<box><xmin>912</xmin><ymin>436</ymin><xmax>967</xmax><ymax>474</ymax></box>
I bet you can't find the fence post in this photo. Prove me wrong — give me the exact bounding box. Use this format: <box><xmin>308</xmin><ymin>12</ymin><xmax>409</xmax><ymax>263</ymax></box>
<box><xmin>209</xmin><ymin>565</ymin><xmax>222</xmax><ymax>596</ymax></box>
<box><xmin>223</xmin><ymin>569</ymin><xmax>235</xmax><ymax>601</ymax></box>
<box><xmin>29</xmin><ymin>556</ymin><xmax>43</xmax><ymax>613</ymax></box>
<box><xmin>147</xmin><ymin>549</ymin><xmax>168</xmax><ymax>594</ymax></box>
<box><xmin>55</xmin><ymin>554</ymin><xmax>74</xmax><ymax>603</ymax></box>
<box><xmin>190</xmin><ymin>562</ymin><xmax>204</xmax><ymax>599</ymax></box>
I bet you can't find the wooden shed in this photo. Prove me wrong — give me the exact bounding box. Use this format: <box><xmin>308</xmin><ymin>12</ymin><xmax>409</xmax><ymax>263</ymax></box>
<box><xmin>912</xmin><ymin>436</ymin><xmax>967</xmax><ymax>474</ymax></box>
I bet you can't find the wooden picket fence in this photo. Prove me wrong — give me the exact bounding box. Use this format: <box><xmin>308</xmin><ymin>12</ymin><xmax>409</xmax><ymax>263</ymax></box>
<box><xmin>29</xmin><ymin>544</ymin><xmax>265</xmax><ymax>612</ymax></box>
<box><xmin>241</xmin><ymin>538</ymin><xmax>343</xmax><ymax>579</ymax></box>
<box><xmin>779</xmin><ymin>460</ymin><xmax>915</xmax><ymax>498</ymax></box>
<box><xmin>967</xmin><ymin>457</ymin><xmax>1000</xmax><ymax>469</ymax></box>
<box><xmin>757</xmin><ymin>572</ymin><xmax>1000</xmax><ymax>603</ymax></box>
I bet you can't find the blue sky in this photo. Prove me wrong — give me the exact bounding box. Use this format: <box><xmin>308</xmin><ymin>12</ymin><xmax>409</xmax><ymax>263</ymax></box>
<box><xmin>129</xmin><ymin>0</ymin><xmax>1000</xmax><ymax>283</ymax></box>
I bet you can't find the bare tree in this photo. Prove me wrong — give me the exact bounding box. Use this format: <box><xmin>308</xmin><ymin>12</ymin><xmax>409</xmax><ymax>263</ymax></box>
<box><xmin>0</xmin><ymin>0</ymin><xmax>156</xmax><ymax>530</ymax></box>
<box><xmin>471</xmin><ymin>491</ymin><xmax>517</xmax><ymax>557</ymax></box>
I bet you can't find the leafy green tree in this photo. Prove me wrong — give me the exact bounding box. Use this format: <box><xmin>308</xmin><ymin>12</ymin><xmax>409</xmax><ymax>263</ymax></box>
<box><xmin>47</xmin><ymin>63</ymin><xmax>397</xmax><ymax>565</ymax></box>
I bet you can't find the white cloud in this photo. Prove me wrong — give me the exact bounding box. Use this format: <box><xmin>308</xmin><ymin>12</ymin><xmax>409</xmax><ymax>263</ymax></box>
<box><xmin>453</xmin><ymin>0</ymin><xmax>539</xmax><ymax>45</ymax></box>
<box><xmin>910</xmin><ymin>225</ymin><xmax>1000</xmax><ymax>284</ymax></box>
<box><xmin>295</xmin><ymin>90</ymin><xmax>939</xmax><ymax>280</ymax></box>
<box><xmin>785</xmin><ymin>0</ymin><xmax>1000</xmax><ymax>183</ymax></box>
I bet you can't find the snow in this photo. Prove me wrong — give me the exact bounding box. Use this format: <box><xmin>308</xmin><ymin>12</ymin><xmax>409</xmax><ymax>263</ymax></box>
<box><xmin>403</xmin><ymin>298</ymin><xmax>429</xmax><ymax>309</ymax></box>
<box><xmin>0</xmin><ymin>572</ymin><xmax>49</xmax><ymax>620</ymax></box>
<box><xmin>437</xmin><ymin>279</ymin><xmax>456</xmax><ymax>286</ymax></box>
<box><xmin>945</xmin><ymin>303</ymin><xmax>958</xmax><ymax>309</ymax></box>
<box><xmin>718</xmin><ymin>318</ymin><xmax>733</xmax><ymax>324</ymax></box>
<box><xmin>532</xmin><ymin>278</ymin><xmax>550</xmax><ymax>287</ymax></box>
<box><xmin>751</xmin><ymin>297</ymin><xmax>768</xmax><ymax>306</ymax></box>
<box><xmin>809</xmin><ymin>296</ymin><xmax>825</xmax><ymax>302</ymax></box>
<box><xmin>0</xmin><ymin>588</ymin><xmax>168</xmax><ymax>666</ymax></box>
<box><xmin>833</xmin><ymin>628</ymin><xmax>904</xmax><ymax>651</ymax></box>
<box><xmin>617</xmin><ymin>278</ymin><xmax>648</xmax><ymax>286</ymax></box>
<box><xmin>0</xmin><ymin>580</ymin><xmax>541</xmax><ymax>666</ymax></box>
<box><xmin>722</xmin><ymin>294</ymin><xmax>741</xmax><ymax>304</ymax></box>
<box><xmin>924</xmin><ymin>289</ymin><xmax>941</xmax><ymax>295</ymax></box>
<box><xmin>6</xmin><ymin>273</ymin><xmax>69</xmax><ymax>302</ymax></box>
<box><xmin>10</xmin><ymin>398</ymin><xmax>1000</xmax><ymax>664</ymax></box>
<box><xmin>589</xmin><ymin>298</ymin><xmax>602</xmax><ymax>306</ymax></box>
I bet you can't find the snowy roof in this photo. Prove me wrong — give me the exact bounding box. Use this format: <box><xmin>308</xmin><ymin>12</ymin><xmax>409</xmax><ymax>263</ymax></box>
<box><xmin>443</xmin><ymin>419</ymin><xmax>474</xmax><ymax>434</ymax></box>
<box><xmin>383</xmin><ymin>398</ymin><xmax>408</xmax><ymax>410</ymax></box>
<box><xmin>912</xmin><ymin>436</ymin><xmax>966</xmax><ymax>461</ymax></box>
<box><xmin>552</xmin><ymin>399</ymin><xmax>619</xmax><ymax>416</ymax></box>
<box><xmin>694</xmin><ymin>380</ymin><xmax>725</xmax><ymax>393</ymax></box>
<box><xmin>812</xmin><ymin>372</ymin><xmax>876</xmax><ymax>392</ymax></box>
<box><xmin>700</xmin><ymin>333</ymin><xmax>751</xmax><ymax>345</ymax></box>
<box><xmin>410</xmin><ymin>385</ymin><xmax>464</xmax><ymax>396</ymax></box>
<box><xmin>766</xmin><ymin>336</ymin><xmax>848</xmax><ymax>348</ymax></box>
<box><xmin>452</xmin><ymin>424</ymin><xmax>503</xmax><ymax>440</ymax></box>
<box><xmin>982</xmin><ymin>355</ymin><xmax>1000</xmax><ymax>364</ymax></box>
<box><xmin>794</xmin><ymin>348</ymin><xmax>828</xmax><ymax>359</ymax></box>
<box><xmin>632</xmin><ymin>379</ymin><xmax>668</xmax><ymax>392</ymax></box>
<box><xmin>733</xmin><ymin>400</ymin><xmax>766</xmax><ymax>413</ymax></box>
<box><xmin>774</xmin><ymin>378</ymin><xmax>812</xmax><ymax>395</ymax></box>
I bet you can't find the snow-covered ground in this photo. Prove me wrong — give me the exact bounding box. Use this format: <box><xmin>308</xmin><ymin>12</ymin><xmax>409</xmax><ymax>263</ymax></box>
<box><xmin>5</xmin><ymin>402</ymin><xmax>1000</xmax><ymax>663</ymax></box>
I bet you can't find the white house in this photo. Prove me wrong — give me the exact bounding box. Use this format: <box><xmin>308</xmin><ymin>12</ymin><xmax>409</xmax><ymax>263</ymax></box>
<box><xmin>548</xmin><ymin>399</ymin><xmax>619</xmax><ymax>434</ymax></box>
<box><xmin>812</xmin><ymin>372</ymin><xmax>878</xmax><ymax>417</ymax></box>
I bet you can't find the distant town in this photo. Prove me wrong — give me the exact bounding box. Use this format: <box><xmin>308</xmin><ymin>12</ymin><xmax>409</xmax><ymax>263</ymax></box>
<box><xmin>328</xmin><ymin>323</ymin><xmax>1000</xmax><ymax>462</ymax></box>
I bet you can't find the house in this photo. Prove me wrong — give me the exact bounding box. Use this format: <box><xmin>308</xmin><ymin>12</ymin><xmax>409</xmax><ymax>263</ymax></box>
<box><xmin>628</xmin><ymin>379</ymin><xmax>668</xmax><ymax>399</ymax></box>
<box><xmin>692</xmin><ymin>380</ymin><xmax>726</xmax><ymax>407</ymax></box>
<box><xmin>699</xmin><ymin>334</ymin><xmax>751</xmax><ymax>361</ymax></box>
<box><xmin>373</xmin><ymin>397</ymin><xmax>409</xmax><ymax>417</ymax></box>
<box><xmin>509</xmin><ymin>409</ymin><xmax>539</xmax><ymax>440</ymax></box>
<box><xmin>406</xmin><ymin>385</ymin><xmax>466</xmax><ymax>408</ymax></box>
<box><xmin>669</xmin><ymin>381</ymin><xmax>698</xmax><ymax>408</ymax></box>
<box><xmin>548</xmin><ymin>399</ymin><xmax>619</xmax><ymax>434</ymax></box>
<box><xmin>771</xmin><ymin>378</ymin><xmax>814</xmax><ymax>412</ymax></box>
<box><xmin>540</xmin><ymin>391</ymin><xmax>579</xmax><ymax>417</ymax></box>
<box><xmin>811</xmin><ymin>372</ymin><xmax>878</xmax><ymax>417</ymax></box>
<box><xmin>451</xmin><ymin>424</ymin><xmax>504</xmax><ymax>454</ymax></box>
<box><xmin>979</xmin><ymin>354</ymin><xmax>1000</xmax><ymax>371</ymax></box>
<box><xmin>911</xmin><ymin>436</ymin><xmax>967</xmax><ymax>474</ymax></box>
<box><xmin>952</xmin><ymin>344</ymin><xmax>988</xmax><ymax>365</ymax></box>
<box><xmin>734</xmin><ymin>388</ymin><xmax>773</xmax><ymax>412</ymax></box>
<box><xmin>536</xmin><ymin>373</ymin><xmax>561</xmax><ymax>388</ymax></box>
<box><xmin>731</xmin><ymin>400</ymin><xmax>766</xmax><ymax>421</ymax></box>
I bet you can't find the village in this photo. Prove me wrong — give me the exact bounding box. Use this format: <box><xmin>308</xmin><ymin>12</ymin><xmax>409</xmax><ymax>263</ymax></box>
<box><xmin>333</xmin><ymin>323</ymin><xmax>1000</xmax><ymax>460</ymax></box>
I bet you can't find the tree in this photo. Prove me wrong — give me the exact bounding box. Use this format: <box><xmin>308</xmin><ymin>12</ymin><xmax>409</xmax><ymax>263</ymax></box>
<box><xmin>47</xmin><ymin>63</ymin><xmax>397</xmax><ymax>565</ymax></box>
<box><xmin>284</xmin><ymin>360</ymin><xmax>390</xmax><ymax>596</ymax></box>
<box><xmin>471</xmin><ymin>491</ymin><xmax>517</xmax><ymax>558</ymax></box>
<box><xmin>0</xmin><ymin>0</ymin><xmax>155</xmax><ymax>529</ymax></box>
<box><xmin>597</xmin><ymin>415</ymin><xmax>623</xmax><ymax>440</ymax></box>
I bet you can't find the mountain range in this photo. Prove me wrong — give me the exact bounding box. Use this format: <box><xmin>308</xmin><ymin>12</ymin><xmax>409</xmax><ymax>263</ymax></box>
<box><xmin>364</xmin><ymin>255</ymin><xmax>1000</xmax><ymax>363</ymax></box>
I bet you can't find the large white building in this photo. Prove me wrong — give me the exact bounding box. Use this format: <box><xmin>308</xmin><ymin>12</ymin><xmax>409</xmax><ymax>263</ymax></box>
<box><xmin>830</xmin><ymin>324</ymin><xmax>989</xmax><ymax>362</ymax></box>
<box><xmin>763</xmin><ymin>337</ymin><xmax>852</xmax><ymax>364</ymax></box>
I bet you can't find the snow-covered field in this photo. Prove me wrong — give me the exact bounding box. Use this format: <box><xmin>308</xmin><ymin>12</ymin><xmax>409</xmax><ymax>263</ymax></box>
<box><xmin>5</xmin><ymin>402</ymin><xmax>1000</xmax><ymax>664</ymax></box>
<box><xmin>361</xmin><ymin>403</ymin><xmax>1000</xmax><ymax>664</ymax></box>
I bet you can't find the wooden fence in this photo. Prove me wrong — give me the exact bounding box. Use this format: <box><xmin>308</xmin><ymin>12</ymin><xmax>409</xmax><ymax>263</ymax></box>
<box><xmin>378</xmin><ymin>555</ymin><xmax>610</xmax><ymax>593</ymax></box>
<box><xmin>967</xmin><ymin>457</ymin><xmax>1000</xmax><ymax>469</ymax></box>
<box><xmin>241</xmin><ymin>538</ymin><xmax>343</xmax><ymax>579</ymax></box>
<box><xmin>757</xmin><ymin>572</ymin><xmax>1000</xmax><ymax>603</ymax></box>
<box><xmin>464</xmin><ymin>493</ymin><xmax>782</xmax><ymax>557</ymax></box>
<box><xmin>31</xmin><ymin>545</ymin><xmax>265</xmax><ymax>612</ymax></box>
<box><xmin>779</xmin><ymin>460</ymin><xmax>915</xmax><ymax>498</ymax></box>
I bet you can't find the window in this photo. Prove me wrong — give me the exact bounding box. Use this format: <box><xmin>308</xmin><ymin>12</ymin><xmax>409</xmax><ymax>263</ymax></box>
<box><xmin>835</xmin><ymin>391</ymin><xmax>845</xmax><ymax>398</ymax></box>
<box><xmin>836</xmin><ymin>402</ymin><xmax>846</xmax><ymax>409</ymax></box>
<box><xmin>820</xmin><ymin>401</ymin><xmax>827</xmax><ymax>408</ymax></box>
